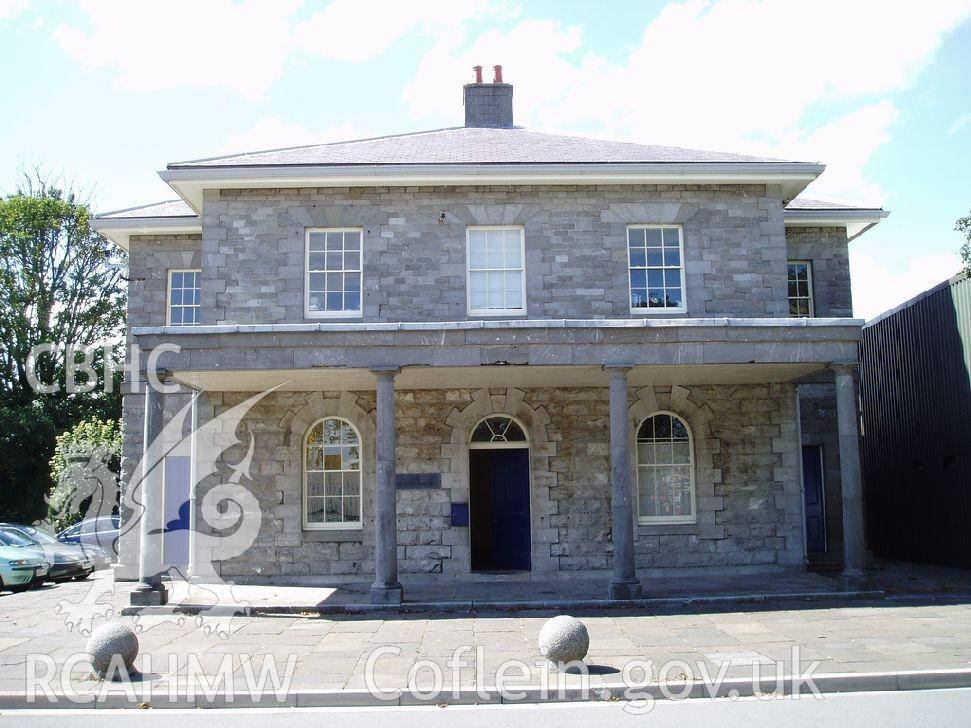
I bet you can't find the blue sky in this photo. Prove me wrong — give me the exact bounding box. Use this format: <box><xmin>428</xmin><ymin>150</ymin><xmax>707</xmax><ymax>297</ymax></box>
<box><xmin>1</xmin><ymin>0</ymin><xmax>970</xmax><ymax>319</ymax></box>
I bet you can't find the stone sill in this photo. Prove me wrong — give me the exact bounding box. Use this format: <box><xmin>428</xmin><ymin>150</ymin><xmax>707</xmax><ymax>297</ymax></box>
<box><xmin>301</xmin><ymin>530</ymin><xmax>364</xmax><ymax>543</ymax></box>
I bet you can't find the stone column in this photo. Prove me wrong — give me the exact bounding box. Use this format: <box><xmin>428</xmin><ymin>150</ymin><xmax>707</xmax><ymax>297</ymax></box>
<box><xmin>834</xmin><ymin>364</ymin><xmax>866</xmax><ymax>578</ymax></box>
<box><xmin>606</xmin><ymin>365</ymin><xmax>640</xmax><ymax>599</ymax></box>
<box><xmin>369</xmin><ymin>367</ymin><xmax>403</xmax><ymax>604</ymax></box>
<box><xmin>131</xmin><ymin>378</ymin><xmax>169</xmax><ymax>606</ymax></box>
<box><xmin>186</xmin><ymin>392</ymin><xmax>200</xmax><ymax>580</ymax></box>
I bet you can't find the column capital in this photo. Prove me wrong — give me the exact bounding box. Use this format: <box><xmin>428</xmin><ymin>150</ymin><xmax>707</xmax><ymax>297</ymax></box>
<box><xmin>603</xmin><ymin>363</ymin><xmax>633</xmax><ymax>376</ymax></box>
<box><xmin>831</xmin><ymin>362</ymin><xmax>859</xmax><ymax>376</ymax></box>
<box><xmin>370</xmin><ymin>366</ymin><xmax>401</xmax><ymax>381</ymax></box>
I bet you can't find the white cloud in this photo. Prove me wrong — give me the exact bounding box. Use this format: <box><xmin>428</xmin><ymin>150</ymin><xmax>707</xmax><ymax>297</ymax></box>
<box><xmin>948</xmin><ymin>112</ymin><xmax>971</xmax><ymax>135</ymax></box>
<box><xmin>0</xmin><ymin>0</ymin><xmax>30</xmax><ymax>21</ymax></box>
<box><xmin>222</xmin><ymin>118</ymin><xmax>367</xmax><ymax>154</ymax></box>
<box><xmin>52</xmin><ymin>0</ymin><xmax>518</xmax><ymax>100</ymax></box>
<box><xmin>54</xmin><ymin>0</ymin><xmax>302</xmax><ymax>101</ymax></box>
<box><xmin>292</xmin><ymin>0</ymin><xmax>512</xmax><ymax>63</ymax></box>
<box><xmin>850</xmin><ymin>250</ymin><xmax>963</xmax><ymax>320</ymax></box>
<box><xmin>406</xmin><ymin>0</ymin><xmax>971</xmax><ymax>204</ymax></box>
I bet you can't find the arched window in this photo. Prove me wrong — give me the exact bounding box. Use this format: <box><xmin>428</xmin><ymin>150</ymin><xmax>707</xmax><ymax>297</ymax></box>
<box><xmin>303</xmin><ymin>417</ymin><xmax>362</xmax><ymax>529</ymax></box>
<box><xmin>636</xmin><ymin>412</ymin><xmax>695</xmax><ymax>524</ymax></box>
<box><xmin>470</xmin><ymin>416</ymin><xmax>528</xmax><ymax>446</ymax></box>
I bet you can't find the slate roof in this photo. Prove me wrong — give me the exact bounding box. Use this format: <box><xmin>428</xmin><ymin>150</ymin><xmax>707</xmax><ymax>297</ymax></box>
<box><xmin>168</xmin><ymin>126</ymin><xmax>800</xmax><ymax>169</ymax></box>
<box><xmin>99</xmin><ymin>199</ymin><xmax>197</xmax><ymax>219</ymax></box>
<box><xmin>785</xmin><ymin>198</ymin><xmax>884</xmax><ymax>211</ymax></box>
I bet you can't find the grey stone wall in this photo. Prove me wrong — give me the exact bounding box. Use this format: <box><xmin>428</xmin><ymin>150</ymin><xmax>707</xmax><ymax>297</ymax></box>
<box><xmin>785</xmin><ymin>226</ymin><xmax>853</xmax><ymax>317</ymax></box>
<box><xmin>463</xmin><ymin>83</ymin><xmax>514</xmax><ymax>128</ymax></box>
<box><xmin>200</xmin><ymin>383</ymin><xmax>803</xmax><ymax>581</ymax></box>
<box><xmin>199</xmin><ymin>184</ymin><xmax>792</xmax><ymax>325</ymax></box>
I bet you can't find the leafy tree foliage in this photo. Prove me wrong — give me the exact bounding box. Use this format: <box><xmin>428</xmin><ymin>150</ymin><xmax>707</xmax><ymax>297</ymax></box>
<box><xmin>48</xmin><ymin>417</ymin><xmax>121</xmax><ymax>531</ymax></box>
<box><xmin>957</xmin><ymin>210</ymin><xmax>971</xmax><ymax>276</ymax></box>
<box><xmin>0</xmin><ymin>172</ymin><xmax>125</xmax><ymax>523</ymax></box>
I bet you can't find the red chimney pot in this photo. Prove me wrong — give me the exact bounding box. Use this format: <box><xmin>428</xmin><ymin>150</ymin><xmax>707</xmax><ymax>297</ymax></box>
<box><xmin>473</xmin><ymin>65</ymin><xmax>483</xmax><ymax>84</ymax></box>
<box><xmin>493</xmin><ymin>65</ymin><xmax>503</xmax><ymax>83</ymax></box>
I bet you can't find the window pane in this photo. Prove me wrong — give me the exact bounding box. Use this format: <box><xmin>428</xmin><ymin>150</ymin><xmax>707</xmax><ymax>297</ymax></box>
<box><xmin>664</xmin><ymin>269</ymin><xmax>681</xmax><ymax>287</ymax></box>
<box><xmin>326</xmin><ymin>252</ymin><xmax>342</xmax><ymax>271</ymax></box>
<box><xmin>648</xmin><ymin>289</ymin><xmax>665</xmax><ymax>307</ymax></box>
<box><xmin>662</xmin><ymin>228</ymin><xmax>681</xmax><ymax>246</ymax></box>
<box><xmin>666</xmin><ymin>288</ymin><xmax>683</xmax><ymax>308</ymax></box>
<box><xmin>647</xmin><ymin>249</ymin><xmax>664</xmax><ymax>266</ymax></box>
<box><xmin>486</xmin><ymin>230</ymin><xmax>503</xmax><ymax>267</ymax></box>
<box><xmin>629</xmin><ymin>249</ymin><xmax>646</xmax><ymax>267</ymax></box>
<box><xmin>663</xmin><ymin>248</ymin><xmax>681</xmax><ymax>267</ymax></box>
<box><xmin>308</xmin><ymin>233</ymin><xmax>326</xmax><ymax>251</ymax></box>
<box><xmin>326</xmin><ymin>292</ymin><xmax>342</xmax><ymax>310</ymax></box>
<box><xmin>343</xmin><ymin>231</ymin><xmax>361</xmax><ymax>251</ymax></box>
<box><xmin>309</xmin><ymin>273</ymin><xmax>325</xmax><ymax>291</ymax></box>
<box><xmin>630</xmin><ymin>269</ymin><xmax>647</xmax><ymax>289</ymax></box>
<box><xmin>503</xmin><ymin>237</ymin><xmax>522</xmax><ymax>268</ymax></box>
<box><xmin>645</xmin><ymin>229</ymin><xmax>663</xmax><ymax>246</ymax></box>
<box><xmin>469</xmin><ymin>239</ymin><xmax>487</xmax><ymax>268</ymax></box>
<box><xmin>344</xmin><ymin>250</ymin><xmax>360</xmax><ymax>270</ymax></box>
<box><xmin>631</xmin><ymin>289</ymin><xmax>648</xmax><ymax>308</ymax></box>
<box><xmin>628</xmin><ymin>228</ymin><xmax>645</xmax><ymax>247</ymax></box>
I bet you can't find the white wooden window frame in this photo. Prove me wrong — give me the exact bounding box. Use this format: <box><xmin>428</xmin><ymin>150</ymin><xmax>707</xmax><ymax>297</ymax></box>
<box><xmin>787</xmin><ymin>259</ymin><xmax>815</xmax><ymax>317</ymax></box>
<box><xmin>302</xmin><ymin>416</ymin><xmax>364</xmax><ymax>531</ymax></box>
<box><xmin>636</xmin><ymin>410</ymin><xmax>697</xmax><ymax>525</ymax></box>
<box><xmin>468</xmin><ymin>415</ymin><xmax>531</xmax><ymax>450</ymax></box>
<box><xmin>304</xmin><ymin>227</ymin><xmax>364</xmax><ymax>320</ymax></box>
<box><xmin>466</xmin><ymin>225</ymin><xmax>527</xmax><ymax>317</ymax></box>
<box><xmin>166</xmin><ymin>269</ymin><xmax>201</xmax><ymax>326</ymax></box>
<box><xmin>627</xmin><ymin>224</ymin><xmax>687</xmax><ymax>315</ymax></box>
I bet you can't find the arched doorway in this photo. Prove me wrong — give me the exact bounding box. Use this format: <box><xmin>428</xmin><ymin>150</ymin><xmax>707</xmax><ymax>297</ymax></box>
<box><xmin>468</xmin><ymin>416</ymin><xmax>531</xmax><ymax>572</ymax></box>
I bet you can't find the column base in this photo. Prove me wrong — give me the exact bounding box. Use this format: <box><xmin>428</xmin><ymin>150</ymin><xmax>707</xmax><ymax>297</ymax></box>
<box><xmin>608</xmin><ymin>579</ymin><xmax>642</xmax><ymax>600</ymax></box>
<box><xmin>130</xmin><ymin>583</ymin><xmax>169</xmax><ymax>606</ymax></box>
<box><xmin>369</xmin><ymin>582</ymin><xmax>404</xmax><ymax>605</ymax></box>
<box><xmin>840</xmin><ymin>569</ymin><xmax>867</xmax><ymax>590</ymax></box>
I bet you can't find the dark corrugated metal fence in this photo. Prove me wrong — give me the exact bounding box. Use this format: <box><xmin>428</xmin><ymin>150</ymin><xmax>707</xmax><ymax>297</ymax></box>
<box><xmin>861</xmin><ymin>274</ymin><xmax>971</xmax><ymax>568</ymax></box>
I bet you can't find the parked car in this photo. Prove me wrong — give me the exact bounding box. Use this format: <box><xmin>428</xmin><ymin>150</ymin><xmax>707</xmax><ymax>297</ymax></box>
<box><xmin>0</xmin><ymin>533</ymin><xmax>49</xmax><ymax>592</ymax></box>
<box><xmin>58</xmin><ymin>515</ymin><xmax>120</xmax><ymax>561</ymax></box>
<box><xmin>9</xmin><ymin>522</ymin><xmax>110</xmax><ymax>569</ymax></box>
<box><xmin>0</xmin><ymin>525</ymin><xmax>95</xmax><ymax>582</ymax></box>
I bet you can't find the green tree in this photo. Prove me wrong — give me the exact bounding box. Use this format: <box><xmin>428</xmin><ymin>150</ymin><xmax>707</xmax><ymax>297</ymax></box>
<box><xmin>48</xmin><ymin>417</ymin><xmax>121</xmax><ymax>531</ymax></box>
<box><xmin>0</xmin><ymin>171</ymin><xmax>125</xmax><ymax>523</ymax></box>
<box><xmin>957</xmin><ymin>210</ymin><xmax>971</xmax><ymax>276</ymax></box>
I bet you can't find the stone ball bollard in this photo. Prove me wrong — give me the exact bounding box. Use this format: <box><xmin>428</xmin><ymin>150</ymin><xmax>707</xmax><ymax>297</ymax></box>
<box><xmin>86</xmin><ymin>622</ymin><xmax>139</xmax><ymax>679</ymax></box>
<box><xmin>539</xmin><ymin>615</ymin><xmax>590</xmax><ymax>665</ymax></box>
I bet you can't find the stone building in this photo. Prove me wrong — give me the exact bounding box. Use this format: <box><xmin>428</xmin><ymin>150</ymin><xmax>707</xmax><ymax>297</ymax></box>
<box><xmin>93</xmin><ymin>71</ymin><xmax>886</xmax><ymax>604</ymax></box>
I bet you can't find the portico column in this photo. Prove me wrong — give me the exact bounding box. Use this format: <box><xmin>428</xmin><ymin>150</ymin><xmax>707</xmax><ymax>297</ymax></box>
<box><xmin>369</xmin><ymin>367</ymin><xmax>403</xmax><ymax>604</ymax></box>
<box><xmin>606</xmin><ymin>365</ymin><xmax>641</xmax><ymax>600</ymax></box>
<box><xmin>186</xmin><ymin>392</ymin><xmax>200</xmax><ymax>580</ymax></box>
<box><xmin>833</xmin><ymin>363</ymin><xmax>866</xmax><ymax>578</ymax></box>
<box><xmin>131</xmin><ymin>376</ymin><xmax>169</xmax><ymax>606</ymax></box>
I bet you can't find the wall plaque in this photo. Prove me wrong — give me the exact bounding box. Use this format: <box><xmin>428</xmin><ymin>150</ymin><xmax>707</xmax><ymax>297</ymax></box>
<box><xmin>395</xmin><ymin>473</ymin><xmax>441</xmax><ymax>490</ymax></box>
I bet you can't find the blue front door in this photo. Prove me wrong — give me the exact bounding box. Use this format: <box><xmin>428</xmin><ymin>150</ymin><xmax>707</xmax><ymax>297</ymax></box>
<box><xmin>802</xmin><ymin>445</ymin><xmax>827</xmax><ymax>555</ymax></box>
<box><xmin>469</xmin><ymin>448</ymin><xmax>531</xmax><ymax>571</ymax></box>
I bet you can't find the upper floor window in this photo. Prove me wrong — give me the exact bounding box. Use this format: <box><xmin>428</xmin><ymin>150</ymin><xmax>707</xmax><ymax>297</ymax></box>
<box><xmin>303</xmin><ymin>417</ymin><xmax>362</xmax><ymax>529</ymax></box>
<box><xmin>167</xmin><ymin>269</ymin><xmax>201</xmax><ymax>326</ymax></box>
<box><xmin>467</xmin><ymin>226</ymin><xmax>526</xmax><ymax>316</ymax></box>
<box><xmin>787</xmin><ymin>260</ymin><xmax>814</xmax><ymax>317</ymax></box>
<box><xmin>628</xmin><ymin>226</ymin><xmax>685</xmax><ymax>313</ymax></box>
<box><xmin>306</xmin><ymin>228</ymin><xmax>362</xmax><ymax>318</ymax></box>
<box><xmin>637</xmin><ymin>412</ymin><xmax>695</xmax><ymax>524</ymax></box>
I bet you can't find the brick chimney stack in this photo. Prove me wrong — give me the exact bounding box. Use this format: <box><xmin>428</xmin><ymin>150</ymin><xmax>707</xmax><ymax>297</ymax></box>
<box><xmin>463</xmin><ymin>64</ymin><xmax>513</xmax><ymax>128</ymax></box>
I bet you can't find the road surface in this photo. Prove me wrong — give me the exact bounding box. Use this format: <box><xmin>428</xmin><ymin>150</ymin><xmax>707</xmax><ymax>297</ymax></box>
<box><xmin>3</xmin><ymin>688</ymin><xmax>971</xmax><ymax>726</ymax></box>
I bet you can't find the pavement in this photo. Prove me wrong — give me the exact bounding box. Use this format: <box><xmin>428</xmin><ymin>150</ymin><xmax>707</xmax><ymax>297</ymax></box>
<box><xmin>1</xmin><ymin>566</ymin><xmax>971</xmax><ymax>708</ymax></box>
<box><xmin>6</xmin><ymin>690</ymin><xmax>971</xmax><ymax>727</ymax></box>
